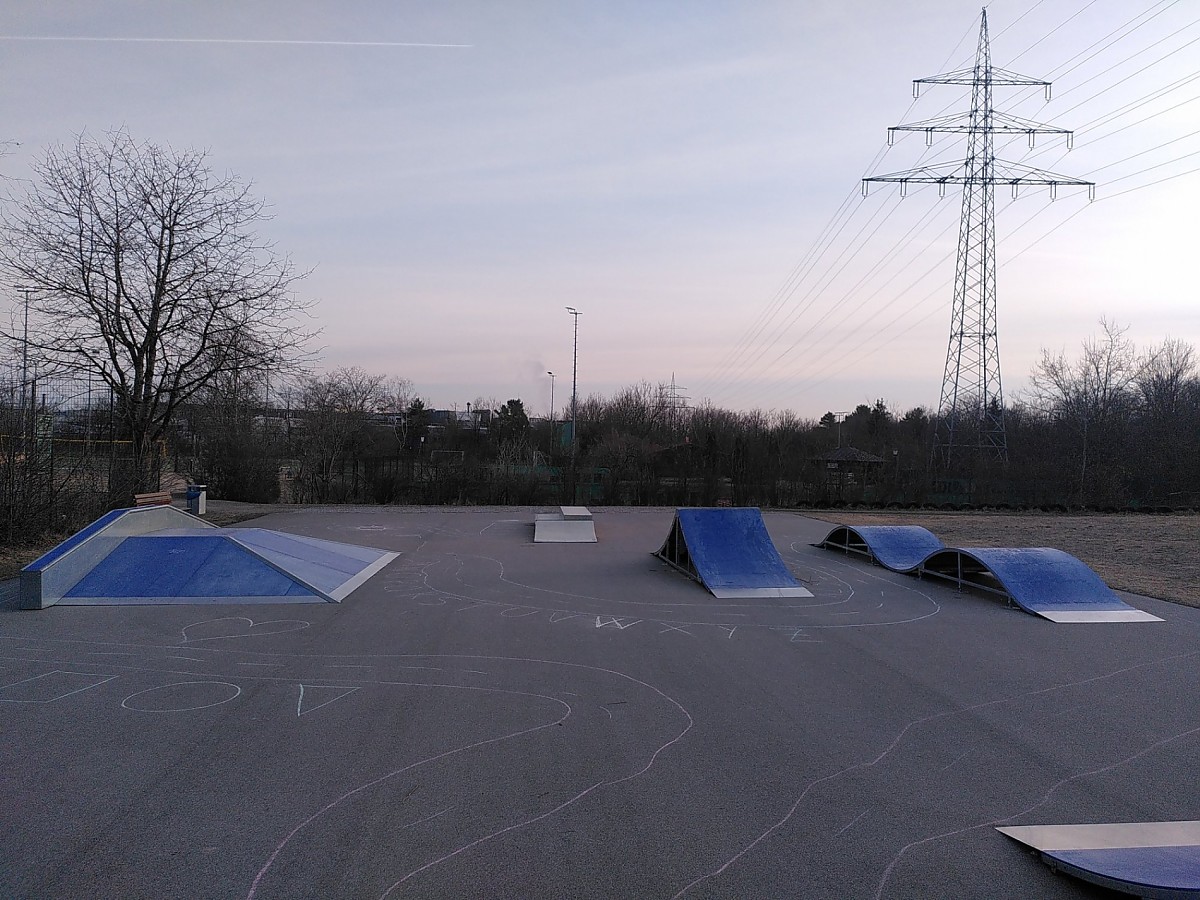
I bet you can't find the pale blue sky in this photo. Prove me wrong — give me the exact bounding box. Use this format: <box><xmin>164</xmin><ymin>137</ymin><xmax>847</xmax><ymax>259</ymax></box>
<box><xmin>2</xmin><ymin>1</ymin><xmax>1197</xmax><ymax>418</ymax></box>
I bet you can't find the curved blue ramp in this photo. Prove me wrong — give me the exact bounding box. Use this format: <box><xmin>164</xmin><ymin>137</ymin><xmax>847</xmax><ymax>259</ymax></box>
<box><xmin>654</xmin><ymin>508</ymin><xmax>812</xmax><ymax>599</ymax></box>
<box><xmin>919</xmin><ymin>547</ymin><xmax>1162</xmax><ymax>623</ymax></box>
<box><xmin>999</xmin><ymin>821</ymin><xmax>1200</xmax><ymax>898</ymax></box>
<box><xmin>816</xmin><ymin>524</ymin><xmax>944</xmax><ymax>572</ymax></box>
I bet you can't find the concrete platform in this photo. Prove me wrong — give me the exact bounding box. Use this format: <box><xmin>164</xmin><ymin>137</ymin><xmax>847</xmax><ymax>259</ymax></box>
<box><xmin>0</xmin><ymin>506</ymin><xmax>1191</xmax><ymax>899</ymax></box>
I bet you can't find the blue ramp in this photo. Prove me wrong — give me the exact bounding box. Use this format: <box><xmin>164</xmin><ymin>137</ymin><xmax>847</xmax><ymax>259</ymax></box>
<box><xmin>999</xmin><ymin>821</ymin><xmax>1200</xmax><ymax>897</ymax></box>
<box><xmin>654</xmin><ymin>508</ymin><xmax>812</xmax><ymax>599</ymax></box>
<box><xmin>21</xmin><ymin>507</ymin><xmax>399</xmax><ymax>608</ymax></box>
<box><xmin>919</xmin><ymin>547</ymin><xmax>1162</xmax><ymax>623</ymax></box>
<box><xmin>816</xmin><ymin>524</ymin><xmax>944</xmax><ymax>572</ymax></box>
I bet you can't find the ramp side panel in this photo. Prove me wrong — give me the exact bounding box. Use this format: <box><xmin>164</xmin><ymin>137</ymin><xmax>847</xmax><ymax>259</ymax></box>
<box><xmin>227</xmin><ymin>529</ymin><xmax>396</xmax><ymax>595</ymax></box>
<box><xmin>534</xmin><ymin>519</ymin><xmax>597</xmax><ymax>543</ymax></box>
<box><xmin>675</xmin><ymin>508</ymin><xmax>803</xmax><ymax>593</ymax></box>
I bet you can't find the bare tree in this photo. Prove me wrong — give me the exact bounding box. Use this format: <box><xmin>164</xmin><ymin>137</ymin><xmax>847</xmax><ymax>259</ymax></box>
<box><xmin>1027</xmin><ymin>319</ymin><xmax>1139</xmax><ymax>504</ymax></box>
<box><xmin>291</xmin><ymin>367</ymin><xmax>406</xmax><ymax>502</ymax></box>
<box><xmin>1</xmin><ymin>130</ymin><xmax>313</xmax><ymax>490</ymax></box>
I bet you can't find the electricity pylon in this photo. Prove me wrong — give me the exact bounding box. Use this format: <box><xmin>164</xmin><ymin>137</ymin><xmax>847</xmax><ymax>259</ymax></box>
<box><xmin>863</xmin><ymin>9</ymin><xmax>1093</xmax><ymax>469</ymax></box>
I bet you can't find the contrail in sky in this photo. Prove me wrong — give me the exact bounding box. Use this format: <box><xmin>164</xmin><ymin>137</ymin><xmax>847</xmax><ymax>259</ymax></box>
<box><xmin>0</xmin><ymin>36</ymin><xmax>472</xmax><ymax>48</ymax></box>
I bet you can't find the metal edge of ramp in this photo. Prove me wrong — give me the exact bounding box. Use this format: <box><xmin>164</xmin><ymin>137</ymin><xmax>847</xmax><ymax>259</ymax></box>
<box><xmin>998</xmin><ymin>822</ymin><xmax>1200</xmax><ymax>898</ymax></box>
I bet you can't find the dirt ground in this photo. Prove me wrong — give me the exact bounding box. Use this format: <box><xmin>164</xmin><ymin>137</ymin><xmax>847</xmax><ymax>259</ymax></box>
<box><xmin>3</xmin><ymin>504</ymin><xmax>1195</xmax><ymax>609</ymax></box>
<box><xmin>806</xmin><ymin>510</ymin><xmax>1200</xmax><ymax>608</ymax></box>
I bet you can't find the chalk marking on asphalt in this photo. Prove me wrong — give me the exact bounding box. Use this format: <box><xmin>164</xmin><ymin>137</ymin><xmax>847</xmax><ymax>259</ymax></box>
<box><xmin>0</xmin><ymin>670</ymin><xmax>119</xmax><ymax>703</ymax></box>
<box><xmin>180</xmin><ymin>617</ymin><xmax>311</xmax><ymax>644</ymax></box>
<box><xmin>122</xmin><ymin>681</ymin><xmax>241</xmax><ymax>713</ymax></box>
<box><xmin>658</xmin><ymin>623</ymin><xmax>694</xmax><ymax>636</ymax></box>
<box><xmin>834</xmin><ymin>810</ymin><xmax>869</xmax><ymax>836</ymax></box>
<box><xmin>297</xmin><ymin>684</ymin><xmax>359</xmax><ymax>717</ymax></box>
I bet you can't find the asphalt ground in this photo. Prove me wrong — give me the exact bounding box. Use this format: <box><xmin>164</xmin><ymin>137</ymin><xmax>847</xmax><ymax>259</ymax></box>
<box><xmin>2</xmin><ymin>506</ymin><xmax>1196</xmax><ymax>900</ymax></box>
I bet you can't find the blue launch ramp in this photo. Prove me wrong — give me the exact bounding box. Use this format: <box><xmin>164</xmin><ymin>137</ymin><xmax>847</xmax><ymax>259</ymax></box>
<box><xmin>654</xmin><ymin>508</ymin><xmax>812</xmax><ymax>599</ymax></box>
<box><xmin>998</xmin><ymin>821</ymin><xmax>1200</xmax><ymax>898</ymax></box>
<box><xmin>816</xmin><ymin>524</ymin><xmax>945</xmax><ymax>572</ymax></box>
<box><xmin>918</xmin><ymin>547</ymin><xmax>1162</xmax><ymax>623</ymax></box>
<box><xmin>20</xmin><ymin>506</ymin><xmax>398</xmax><ymax>609</ymax></box>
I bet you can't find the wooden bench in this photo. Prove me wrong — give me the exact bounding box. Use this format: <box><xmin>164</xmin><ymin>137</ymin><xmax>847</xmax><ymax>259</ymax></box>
<box><xmin>133</xmin><ymin>491</ymin><xmax>173</xmax><ymax>508</ymax></box>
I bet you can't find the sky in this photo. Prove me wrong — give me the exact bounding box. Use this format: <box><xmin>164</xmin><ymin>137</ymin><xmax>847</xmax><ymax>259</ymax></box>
<box><xmin>1</xmin><ymin>0</ymin><xmax>1197</xmax><ymax>420</ymax></box>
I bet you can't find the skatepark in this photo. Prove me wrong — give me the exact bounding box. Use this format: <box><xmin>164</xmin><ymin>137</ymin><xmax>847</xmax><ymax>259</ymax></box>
<box><xmin>2</xmin><ymin>504</ymin><xmax>1197</xmax><ymax>899</ymax></box>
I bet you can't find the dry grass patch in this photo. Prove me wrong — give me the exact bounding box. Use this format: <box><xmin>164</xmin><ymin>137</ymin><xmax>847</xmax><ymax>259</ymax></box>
<box><xmin>806</xmin><ymin>510</ymin><xmax>1199</xmax><ymax>609</ymax></box>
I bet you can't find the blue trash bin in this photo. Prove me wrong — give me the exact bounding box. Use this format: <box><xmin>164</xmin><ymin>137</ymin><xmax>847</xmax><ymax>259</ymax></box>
<box><xmin>186</xmin><ymin>484</ymin><xmax>207</xmax><ymax>515</ymax></box>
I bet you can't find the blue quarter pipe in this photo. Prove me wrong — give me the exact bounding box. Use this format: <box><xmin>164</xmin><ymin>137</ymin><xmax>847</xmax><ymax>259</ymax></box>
<box><xmin>655</xmin><ymin>508</ymin><xmax>812</xmax><ymax>599</ymax></box>
<box><xmin>815</xmin><ymin>523</ymin><xmax>1161</xmax><ymax>623</ymax></box>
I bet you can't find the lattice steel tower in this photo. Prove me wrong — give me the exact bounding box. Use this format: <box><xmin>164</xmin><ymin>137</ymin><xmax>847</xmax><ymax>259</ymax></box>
<box><xmin>864</xmin><ymin>10</ymin><xmax>1093</xmax><ymax>468</ymax></box>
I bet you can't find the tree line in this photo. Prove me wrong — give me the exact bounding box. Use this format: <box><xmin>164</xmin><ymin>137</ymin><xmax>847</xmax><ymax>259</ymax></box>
<box><xmin>1</xmin><ymin>131</ymin><xmax>1195</xmax><ymax>545</ymax></box>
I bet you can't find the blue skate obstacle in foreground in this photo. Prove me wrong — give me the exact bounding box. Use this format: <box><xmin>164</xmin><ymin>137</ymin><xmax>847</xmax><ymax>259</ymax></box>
<box><xmin>816</xmin><ymin>524</ymin><xmax>1161</xmax><ymax>623</ymax></box>
<box><xmin>998</xmin><ymin>821</ymin><xmax>1200</xmax><ymax>898</ymax></box>
<box><xmin>655</xmin><ymin>508</ymin><xmax>812</xmax><ymax>599</ymax></box>
<box><xmin>20</xmin><ymin>505</ymin><xmax>398</xmax><ymax>609</ymax></box>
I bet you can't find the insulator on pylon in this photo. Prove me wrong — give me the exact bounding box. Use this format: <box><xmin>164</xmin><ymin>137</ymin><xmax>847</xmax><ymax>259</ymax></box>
<box><xmin>1027</xmin><ymin>131</ymin><xmax>1035</xmax><ymax>149</ymax></box>
<box><xmin>1049</xmin><ymin>183</ymin><xmax>1057</xmax><ymax>201</ymax></box>
<box><xmin>938</xmin><ymin>182</ymin><xmax>946</xmax><ymax>199</ymax></box>
<box><xmin>1011</xmin><ymin>183</ymin><xmax>1018</xmax><ymax>200</ymax></box>
<box><xmin>887</xmin><ymin>129</ymin><xmax>895</xmax><ymax>146</ymax></box>
<box><xmin>899</xmin><ymin>180</ymin><xmax>907</xmax><ymax>198</ymax></box>
<box><xmin>926</xmin><ymin>129</ymin><xmax>934</xmax><ymax>146</ymax></box>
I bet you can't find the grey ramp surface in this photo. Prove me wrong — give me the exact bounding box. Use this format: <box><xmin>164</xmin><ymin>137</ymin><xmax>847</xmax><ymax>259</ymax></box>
<box><xmin>2</xmin><ymin>506</ymin><xmax>1195</xmax><ymax>899</ymax></box>
<box><xmin>533</xmin><ymin>515</ymin><xmax>597</xmax><ymax>543</ymax></box>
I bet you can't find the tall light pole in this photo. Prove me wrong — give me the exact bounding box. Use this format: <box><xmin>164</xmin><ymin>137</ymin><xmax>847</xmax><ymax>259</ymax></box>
<box><xmin>546</xmin><ymin>370</ymin><xmax>556</xmax><ymax>455</ymax></box>
<box><xmin>565</xmin><ymin>307</ymin><xmax>581</xmax><ymax>498</ymax></box>
<box><xmin>16</xmin><ymin>286</ymin><xmax>32</xmax><ymax>397</ymax></box>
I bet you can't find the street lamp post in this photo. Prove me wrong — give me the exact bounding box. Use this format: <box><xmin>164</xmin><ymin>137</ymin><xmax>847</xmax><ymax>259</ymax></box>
<box><xmin>565</xmin><ymin>307</ymin><xmax>581</xmax><ymax>499</ymax></box>
<box><xmin>546</xmin><ymin>371</ymin><xmax>556</xmax><ymax>455</ymax></box>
